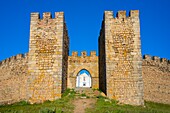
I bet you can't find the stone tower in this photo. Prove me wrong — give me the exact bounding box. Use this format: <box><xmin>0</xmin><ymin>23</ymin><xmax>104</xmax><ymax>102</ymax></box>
<box><xmin>28</xmin><ymin>12</ymin><xmax>69</xmax><ymax>103</ymax></box>
<box><xmin>99</xmin><ymin>10</ymin><xmax>144</xmax><ymax>105</ymax></box>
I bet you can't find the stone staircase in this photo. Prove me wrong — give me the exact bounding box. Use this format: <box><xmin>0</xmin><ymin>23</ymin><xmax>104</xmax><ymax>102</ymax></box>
<box><xmin>74</xmin><ymin>88</ymin><xmax>100</xmax><ymax>98</ymax></box>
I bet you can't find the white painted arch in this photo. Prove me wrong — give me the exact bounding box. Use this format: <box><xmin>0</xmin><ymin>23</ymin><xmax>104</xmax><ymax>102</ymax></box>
<box><xmin>76</xmin><ymin>69</ymin><xmax>92</xmax><ymax>88</ymax></box>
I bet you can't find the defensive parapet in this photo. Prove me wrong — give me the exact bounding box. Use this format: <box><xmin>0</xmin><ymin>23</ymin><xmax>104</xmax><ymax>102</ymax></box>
<box><xmin>71</xmin><ymin>51</ymin><xmax>78</xmax><ymax>57</ymax></box>
<box><xmin>31</xmin><ymin>12</ymin><xmax>65</xmax><ymax>20</ymax></box>
<box><xmin>103</xmin><ymin>10</ymin><xmax>139</xmax><ymax>20</ymax></box>
<box><xmin>70</xmin><ymin>51</ymin><xmax>97</xmax><ymax>57</ymax></box>
<box><xmin>143</xmin><ymin>55</ymin><xmax>170</xmax><ymax>72</ymax></box>
<box><xmin>143</xmin><ymin>54</ymin><xmax>170</xmax><ymax>63</ymax></box>
<box><xmin>0</xmin><ymin>53</ymin><xmax>28</xmax><ymax>67</ymax></box>
<box><xmin>69</xmin><ymin>51</ymin><xmax>97</xmax><ymax>63</ymax></box>
<box><xmin>116</xmin><ymin>10</ymin><xmax>139</xmax><ymax>18</ymax></box>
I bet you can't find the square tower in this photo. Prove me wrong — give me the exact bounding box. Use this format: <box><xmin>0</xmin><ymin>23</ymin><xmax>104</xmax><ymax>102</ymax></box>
<box><xmin>99</xmin><ymin>10</ymin><xmax>144</xmax><ymax>105</ymax></box>
<box><xmin>28</xmin><ymin>12</ymin><xmax>69</xmax><ymax>103</ymax></box>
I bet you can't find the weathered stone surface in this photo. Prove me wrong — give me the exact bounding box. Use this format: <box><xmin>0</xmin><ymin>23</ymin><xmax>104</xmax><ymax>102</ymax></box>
<box><xmin>142</xmin><ymin>55</ymin><xmax>170</xmax><ymax>104</ymax></box>
<box><xmin>99</xmin><ymin>10</ymin><xmax>144</xmax><ymax>105</ymax></box>
<box><xmin>0</xmin><ymin>54</ymin><xmax>28</xmax><ymax>105</ymax></box>
<box><xmin>0</xmin><ymin>10</ymin><xmax>170</xmax><ymax>106</ymax></box>
<box><xmin>28</xmin><ymin>12</ymin><xmax>69</xmax><ymax>104</ymax></box>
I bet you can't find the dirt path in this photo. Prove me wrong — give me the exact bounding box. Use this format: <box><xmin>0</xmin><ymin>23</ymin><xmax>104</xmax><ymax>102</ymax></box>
<box><xmin>73</xmin><ymin>98</ymin><xmax>96</xmax><ymax>113</ymax></box>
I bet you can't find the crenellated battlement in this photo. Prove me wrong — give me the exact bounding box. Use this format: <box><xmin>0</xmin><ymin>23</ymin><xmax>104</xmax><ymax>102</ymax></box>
<box><xmin>104</xmin><ymin>10</ymin><xmax>139</xmax><ymax>19</ymax></box>
<box><xmin>70</xmin><ymin>51</ymin><xmax>97</xmax><ymax>57</ymax></box>
<box><xmin>71</xmin><ymin>51</ymin><xmax>78</xmax><ymax>57</ymax></box>
<box><xmin>143</xmin><ymin>55</ymin><xmax>152</xmax><ymax>60</ymax></box>
<box><xmin>117</xmin><ymin>11</ymin><xmax>126</xmax><ymax>18</ymax></box>
<box><xmin>43</xmin><ymin>12</ymin><xmax>52</xmax><ymax>19</ymax></box>
<box><xmin>129</xmin><ymin>10</ymin><xmax>139</xmax><ymax>17</ymax></box>
<box><xmin>90</xmin><ymin>51</ymin><xmax>96</xmax><ymax>56</ymax></box>
<box><xmin>81</xmin><ymin>51</ymin><xmax>87</xmax><ymax>57</ymax></box>
<box><xmin>161</xmin><ymin>58</ymin><xmax>168</xmax><ymax>63</ymax></box>
<box><xmin>31</xmin><ymin>12</ymin><xmax>64</xmax><ymax>20</ymax></box>
<box><xmin>68</xmin><ymin>51</ymin><xmax>98</xmax><ymax>64</ymax></box>
<box><xmin>31</xmin><ymin>13</ymin><xmax>40</xmax><ymax>20</ymax></box>
<box><xmin>143</xmin><ymin>55</ymin><xmax>170</xmax><ymax>72</ymax></box>
<box><xmin>143</xmin><ymin>55</ymin><xmax>170</xmax><ymax>64</ymax></box>
<box><xmin>0</xmin><ymin>53</ymin><xmax>28</xmax><ymax>67</ymax></box>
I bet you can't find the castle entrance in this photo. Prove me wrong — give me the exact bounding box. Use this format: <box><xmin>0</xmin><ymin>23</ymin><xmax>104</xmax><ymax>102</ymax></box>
<box><xmin>76</xmin><ymin>69</ymin><xmax>92</xmax><ymax>88</ymax></box>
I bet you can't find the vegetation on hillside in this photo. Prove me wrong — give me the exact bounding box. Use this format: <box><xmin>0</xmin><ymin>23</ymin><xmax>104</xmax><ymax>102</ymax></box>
<box><xmin>0</xmin><ymin>89</ymin><xmax>170</xmax><ymax>113</ymax></box>
<box><xmin>0</xmin><ymin>89</ymin><xmax>76</xmax><ymax>113</ymax></box>
<box><xmin>86</xmin><ymin>96</ymin><xmax>170</xmax><ymax>113</ymax></box>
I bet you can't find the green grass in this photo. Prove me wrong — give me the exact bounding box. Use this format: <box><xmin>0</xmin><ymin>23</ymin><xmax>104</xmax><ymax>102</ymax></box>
<box><xmin>81</xmin><ymin>93</ymin><xmax>87</xmax><ymax>97</ymax></box>
<box><xmin>0</xmin><ymin>90</ymin><xmax>170</xmax><ymax>113</ymax></box>
<box><xmin>0</xmin><ymin>89</ymin><xmax>76</xmax><ymax>113</ymax></box>
<box><xmin>86</xmin><ymin>96</ymin><xmax>170</xmax><ymax>113</ymax></box>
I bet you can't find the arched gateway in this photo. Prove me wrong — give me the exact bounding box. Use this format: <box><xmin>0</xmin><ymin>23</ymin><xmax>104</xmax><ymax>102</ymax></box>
<box><xmin>76</xmin><ymin>69</ymin><xmax>92</xmax><ymax>88</ymax></box>
<box><xmin>67</xmin><ymin>51</ymin><xmax>99</xmax><ymax>89</ymax></box>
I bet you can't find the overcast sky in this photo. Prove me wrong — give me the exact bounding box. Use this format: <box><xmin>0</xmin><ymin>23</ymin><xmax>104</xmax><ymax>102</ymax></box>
<box><xmin>0</xmin><ymin>0</ymin><xmax>169</xmax><ymax>61</ymax></box>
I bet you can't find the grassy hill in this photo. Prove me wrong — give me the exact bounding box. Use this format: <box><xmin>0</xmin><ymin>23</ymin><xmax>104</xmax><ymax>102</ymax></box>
<box><xmin>0</xmin><ymin>89</ymin><xmax>170</xmax><ymax>113</ymax></box>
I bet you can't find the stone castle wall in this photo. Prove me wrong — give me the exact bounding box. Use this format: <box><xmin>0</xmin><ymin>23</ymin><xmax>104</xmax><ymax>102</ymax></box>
<box><xmin>142</xmin><ymin>55</ymin><xmax>170</xmax><ymax>104</ymax></box>
<box><xmin>0</xmin><ymin>10</ymin><xmax>170</xmax><ymax>106</ymax></box>
<box><xmin>99</xmin><ymin>10</ymin><xmax>144</xmax><ymax>105</ymax></box>
<box><xmin>68</xmin><ymin>51</ymin><xmax>99</xmax><ymax>89</ymax></box>
<box><xmin>0</xmin><ymin>53</ymin><xmax>169</xmax><ymax>105</ymax></box>
<box><xmin>28</xmin><ymin>12</ymin><xmax>69</xmax><ymax>104</ymax></box>
<box><xmin>0</xmin><ymin>54</ymin><xmax>28</xmax><ymax>105</ymax></box>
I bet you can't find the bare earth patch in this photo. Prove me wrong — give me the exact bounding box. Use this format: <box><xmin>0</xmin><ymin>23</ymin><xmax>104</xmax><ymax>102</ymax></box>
<box><xmin>73</xmin><ymin>98</ymin><xmax>96</xmax><ymax>113</ymax></box>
